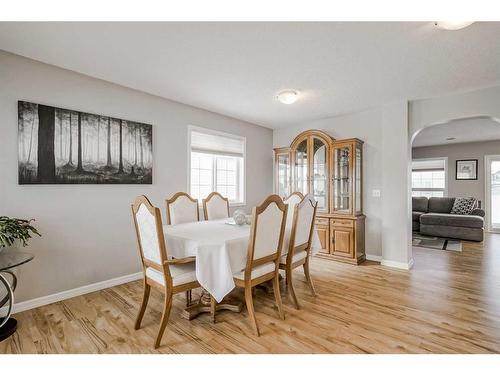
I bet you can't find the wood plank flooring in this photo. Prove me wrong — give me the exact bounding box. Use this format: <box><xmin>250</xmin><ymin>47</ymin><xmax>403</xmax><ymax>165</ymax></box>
<box><xmin>2</xmin><ymin>234</ymin><xmax>500</xmax><ymax>353</ymax></box>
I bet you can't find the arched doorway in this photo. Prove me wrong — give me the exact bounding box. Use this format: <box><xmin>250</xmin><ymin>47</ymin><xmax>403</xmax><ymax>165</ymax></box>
<box><xmin>409</xmin><ymin>116</ymin><xmax>500</xmax><ymax>258</ymax></box>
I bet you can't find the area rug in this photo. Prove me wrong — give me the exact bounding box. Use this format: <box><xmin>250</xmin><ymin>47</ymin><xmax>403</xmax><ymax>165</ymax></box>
<box><xmin>412</xmin><ymin>233</ymin><xmax>462</xmax><ymax>252</ymax></box>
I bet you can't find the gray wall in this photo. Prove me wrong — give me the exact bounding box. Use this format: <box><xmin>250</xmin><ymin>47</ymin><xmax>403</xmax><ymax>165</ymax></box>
<box><xmin>273</xmin><ymin>108</ymin><xmax>383</xmax><ymax>258</ymax></box>
<box><xmin>412</xmin><ymin>140</ymin><xmax>500</xmax><ymax>206</ymax></box>
<box><xmin>0</xmin><ymin>51</ymin><xmax>273</xmax><ymax>303</ymax></box>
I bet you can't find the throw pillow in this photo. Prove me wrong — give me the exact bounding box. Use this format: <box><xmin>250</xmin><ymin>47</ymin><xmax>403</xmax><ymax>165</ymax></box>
<box><xmin>450</xmin><ymin>197</ymin><xmax>477</xmax><ymax>215</ymax></box>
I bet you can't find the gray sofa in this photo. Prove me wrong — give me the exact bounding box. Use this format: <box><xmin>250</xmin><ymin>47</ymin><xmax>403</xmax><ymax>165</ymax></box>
<box><xmin>412</xmin><ymin>197</ymin><xmax>485</xmax><ymax>242</ymax></box>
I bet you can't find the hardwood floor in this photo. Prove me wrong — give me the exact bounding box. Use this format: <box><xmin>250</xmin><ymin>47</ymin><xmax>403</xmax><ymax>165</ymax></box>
<box><xmin>2</xmin><ymin>234</ymin><xmax>500</xmax><ymax>354</ymax></box>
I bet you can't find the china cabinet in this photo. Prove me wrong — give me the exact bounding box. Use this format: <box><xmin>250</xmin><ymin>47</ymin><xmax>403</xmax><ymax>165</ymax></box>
<box><xmin>273</xmin><ymin>130</ymin><xmax>365</xmax><ymax>264</ymax></box>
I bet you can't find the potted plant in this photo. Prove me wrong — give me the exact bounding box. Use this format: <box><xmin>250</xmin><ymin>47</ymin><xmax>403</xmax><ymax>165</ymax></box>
<box><xmin>0</xmin><ymin>216</ymin><xmax>41</xmax><ymax>252</ymax></box>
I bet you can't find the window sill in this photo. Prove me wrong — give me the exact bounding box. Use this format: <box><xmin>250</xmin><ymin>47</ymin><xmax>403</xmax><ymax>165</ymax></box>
<box><xmin>229</xmin><ymin>202</ymin><xmax>246</xmax><ymax>208</ymax></box>
<box><xmin>197</xmin><ymin>202</ymin><xmax>246</xmax><ymax>208</ymax></box>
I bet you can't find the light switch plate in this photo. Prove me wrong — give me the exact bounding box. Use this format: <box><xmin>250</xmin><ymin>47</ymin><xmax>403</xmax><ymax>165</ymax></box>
<box><xmin>372</xmin><ymin>189</ymin><xmax>381</xmax><ymax>197</ymax></box>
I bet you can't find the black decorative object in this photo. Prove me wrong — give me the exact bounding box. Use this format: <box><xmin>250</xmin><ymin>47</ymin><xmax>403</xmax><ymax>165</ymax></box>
<box><xmin>18</xmin><ymin>101</ymin><xmax>153</xmax><ymax>184</ymax></box>
<box><xmin>456</xmin><ymin>159</ymin><xmax>478</xmax><ymax>180</ymax></box>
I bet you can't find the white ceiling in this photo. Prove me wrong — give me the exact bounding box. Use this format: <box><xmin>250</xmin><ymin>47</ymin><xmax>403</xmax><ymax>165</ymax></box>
<box><xmin>412</xmin><ymin>117</ymin><xmax>500</xmax><ymax>147</ymax></box>
<box><xmin>1</xmin><ymin>22</ymin><xmax>500</xmax><ymax>129</ymax></box>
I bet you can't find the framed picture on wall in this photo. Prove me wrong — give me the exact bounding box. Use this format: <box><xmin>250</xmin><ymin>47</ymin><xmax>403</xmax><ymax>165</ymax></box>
<box><xmin>18</xmin><ymin>101</ymin><xmax>153</xmax><ymax>184</ymax></box>
<box><xmin>456</xmin><ymin>159</ymin><xmax>478</xmax><ymax>180</ymax></box>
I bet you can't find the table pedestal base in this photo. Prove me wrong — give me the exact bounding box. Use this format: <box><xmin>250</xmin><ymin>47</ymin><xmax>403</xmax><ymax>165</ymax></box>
<box><xmin>0</xmin><ymin>318</ymin><xmax>17</xmax><ymax>342</ymax></box>
<box><xmin>181</xmin><ymin>290</ymin><xmax>243</xmax><ymax>321</ymax></box>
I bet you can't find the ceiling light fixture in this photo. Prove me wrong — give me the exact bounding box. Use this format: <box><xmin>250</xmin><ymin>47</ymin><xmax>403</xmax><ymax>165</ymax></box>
<box><xmin>276</xmin><ymin>90</ymin><xmax>299</xmax><ymax>104</ymax></box>
<box><xmin>446</xmin><ymin>137</ymin><xmax>457</xmax><ymax>141</ymax></box>
<box><xmin>434</xmin><ymin>21</ymin><xmax>474</xmax><ymax>30</ymax></box>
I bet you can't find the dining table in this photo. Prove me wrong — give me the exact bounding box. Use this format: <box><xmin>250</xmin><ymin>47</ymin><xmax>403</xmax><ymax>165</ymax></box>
<box><xmin>163</xmin><ymin>217</ymin><xmax>320</xmax><ymax>320</ymax></box>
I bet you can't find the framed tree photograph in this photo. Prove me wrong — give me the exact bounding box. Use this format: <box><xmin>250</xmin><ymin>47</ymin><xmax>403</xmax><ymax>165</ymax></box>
<box><xmin>18</xmin><ymin>101</ymin><xmax>153</xmax><ymax>184</ymax></box>
<box><xmin>456</xmin><ymin>159</ymin><xmax>478</xmax><ymax>180</ymax></box>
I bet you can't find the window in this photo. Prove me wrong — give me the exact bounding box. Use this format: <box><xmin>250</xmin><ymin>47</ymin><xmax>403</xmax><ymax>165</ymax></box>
<box><xmin>411</xmin><ymin>158</ymin><xmax>447</xmax><ymax>198</ymax></box>
<box><xmin>189</xmin><ymin>127</ymin><xmax>245</xmax><ymax>205</ymax></box>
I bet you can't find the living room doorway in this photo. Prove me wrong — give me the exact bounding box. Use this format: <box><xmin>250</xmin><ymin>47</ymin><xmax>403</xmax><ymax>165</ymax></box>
<box><xmin>410</xmin><ymin>118</ymin><xmax>500</xmax><ymax>252</ymax></box>
<box><xmin>485</xmin><ymin>155</ymin><xmax>500</xmax><ymax>233</ymax></box>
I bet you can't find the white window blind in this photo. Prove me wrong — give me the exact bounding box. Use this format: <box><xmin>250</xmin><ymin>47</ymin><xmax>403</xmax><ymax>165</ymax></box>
<box><xmin>190</xmin><ymin>130</ymin><xmax>245</xmax><ymax>157</ymax></box>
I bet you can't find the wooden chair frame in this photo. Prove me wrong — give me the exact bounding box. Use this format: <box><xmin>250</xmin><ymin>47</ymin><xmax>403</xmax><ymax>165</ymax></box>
<box><xmin>202</xmin><ymin>191</ymin><xmax>230</xmax><ymax>220</ymax></box>
<box><xmin>165</xmin><ymin>192</ymin><xmax>199</xmax><ymax>225</ymax></box>
<box><xmin>233</xmin><ymin>194</ymin><xmax>288</xmax><ymax>336</ymax></box>
<box><xmin>279</xmin><ymin>194</ymin><xmax>318</xmax><ymax>309</ymax></box>
<box><xmin>284</xmin><ymin>191</ymin><xmax>305</xmax><ymax>203</ymax></box>
<box><xmin>132</xmin><ymin>195</ymin><xmax>200</xmax><ymax>348</ymax></box>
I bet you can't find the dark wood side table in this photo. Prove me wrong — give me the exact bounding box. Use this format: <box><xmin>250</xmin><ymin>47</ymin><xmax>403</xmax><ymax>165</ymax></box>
<box><xmin>0</xmin><ymin>251</ymin><xmax>34</xmax><ymax>342</ymax></box>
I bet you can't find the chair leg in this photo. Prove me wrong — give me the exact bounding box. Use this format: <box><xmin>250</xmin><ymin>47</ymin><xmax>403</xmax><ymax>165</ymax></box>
<box><xmin>154</xmin><ymin>292</ymin><xmax>173</xmax><ymax>349</ymax></box>
<box><xmin>303</xmin><ymin>258</ymin><xmax>317</xmax><ymax>297</ymax></box>
<box><xmin>244</xmin><ymin>285</ymin><xmax>260</xmax><ymax>336</ymax></box>
<box><xmin>272</xmin><ymin>274</ymin><xmax>285</xmax><ymax>320</ymax></box>
<box><xmin>134</xmin><ymin>283</ymin><xmax>151</xmax><ymax>330</ymax></box>
<box><xmin>286</xmin><ymin>267</ymin><xmax>300</xmax><ymax>310</ymax></box>
<box><xmin>210</xmin><ymin>295</ymin><xmax>216</xmax><ymax>323</ymax></box>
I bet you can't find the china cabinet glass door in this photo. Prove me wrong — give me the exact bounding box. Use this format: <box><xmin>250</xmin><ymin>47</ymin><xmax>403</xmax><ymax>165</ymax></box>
<box><xmin>312</xmin><ymin>138</ymin><xmax>329</xmax><ymax>211</ymax></box>
<box><xmin>354</xmin><ymin>145</ymin><xmax>362</xmax><ymax>214</ymax></box>
<box><xmin>276</xmin><ymin>153</ymin><xmax>290</xmax><ymax>198</ymax></box>
<box><xmin>294</xmin><ymin>139</ymin><xmax>309</xmax><ymax>195</ymax></box>
<box><xmin>333</xmin><ymin>144</ymin><xmax>352</xmax><ymax>213</ymax></box>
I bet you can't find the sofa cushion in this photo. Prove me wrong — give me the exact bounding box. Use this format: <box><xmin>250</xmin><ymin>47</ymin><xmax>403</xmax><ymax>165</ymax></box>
<box><xmin>450</xmin><ymin>197</ymin><xmax>477</xmax><ymax>215</ymax></box>
<box><xmin>428</xmin><ymin>197</ymin><xmax>455</xmax><ymax>213</ymax></box>
<box><xmin>412</xmin><ymin>220</ymin><xmax>420</xmax><ymax>232</ymax></box>
<box><xmin>470</xmin><ymin>208</ymin><xmax>486</xmax><ymax>217</ymax></box>
<box><xmin>412</xmin><ymin>197</ymin><xmax>428</xmax><ymax>213</ymax></box>
<box><xmin>420</xmin><ymin>224</ymin><xmax>483</xmax><ymax>242</ymax></box>
<box><xmin>420</xmin><ymin>213</ymin><xmax>484</xmax><ymax>229</ymax></box>
<box><xmin>412</xmin><ymin>211</ymin><xmax>425</xmax><ymax>221</ymax></box>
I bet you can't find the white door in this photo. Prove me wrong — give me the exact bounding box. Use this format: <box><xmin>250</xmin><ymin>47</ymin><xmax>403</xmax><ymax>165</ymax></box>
<box><xmin>485</xmin><ymin>155</ymin><xmax>500</xmax><ymax>233</ymax></box>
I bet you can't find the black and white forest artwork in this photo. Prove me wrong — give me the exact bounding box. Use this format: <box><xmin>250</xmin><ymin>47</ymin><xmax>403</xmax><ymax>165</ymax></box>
<box><xmin>18</xmin><ymin>101</ymin><xmax>153</xmax><ymax>184</ymax></box>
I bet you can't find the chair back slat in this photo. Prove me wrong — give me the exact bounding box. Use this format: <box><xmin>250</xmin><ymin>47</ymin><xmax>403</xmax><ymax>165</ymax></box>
<box><xmin>203</xmin><ymin>192</ymin><xmax>230</xmax><ymax>220</ymax></box>
<box><xmin>294</xmin><ymin>197</ymin><xmax>317</xmax><ymax>247</ymax></box>
<box><xmin>287</xmin><ymin>194</ymin><xmax>317</xmax><ymax>261</ymax></box>
<box><xmin>246</xmin><ymin>195</ymin><xmax>288</xmax><ymax>275</ymax></box>
<box><xmin>283</xmin><ymin>192</ymin><xmax>305</xmax><ymax>248</ymax></box>
<box><xmin>132</xmin><ymin>195</ymin><xmax>168</xmax><ymax>266</ymax></box>
<box><xmin>166</xmin><ymin>192</ymin><xmax>199</xmax><ymax>225</ymax></box>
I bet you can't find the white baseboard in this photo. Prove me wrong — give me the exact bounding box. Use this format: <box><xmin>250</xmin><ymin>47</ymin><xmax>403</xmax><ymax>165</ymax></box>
<box><xmin>380</xmin><ymin>257</ymin><xmax>414</xmax><ymax>270</ymax></box>
<box><xmin>365</xmin><ymin>254</ymin><xmax>382</xmax><ymax>262</ymax></box>
<box><xmin>0</xmin><ymin>272</ymin><xmax>142</xmax><ymax>316</ymax></box>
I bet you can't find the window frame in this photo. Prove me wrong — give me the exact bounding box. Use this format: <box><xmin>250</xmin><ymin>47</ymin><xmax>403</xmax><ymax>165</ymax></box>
<box><xmin>411</xmin><ymin>157</ymin><xmax>448</xmax><ymax>198</ymax></box>
<box><xmin>187</xmin><ymin>125</ymin><xmax>246</xmax><ymax>207</ymax></box>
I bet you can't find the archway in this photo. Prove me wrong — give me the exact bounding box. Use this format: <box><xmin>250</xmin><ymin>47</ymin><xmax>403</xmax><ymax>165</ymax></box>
<box><xmin>409</xmin><ymin>115</ymin><xmax>500</xmax><ymax>259</ymax></box>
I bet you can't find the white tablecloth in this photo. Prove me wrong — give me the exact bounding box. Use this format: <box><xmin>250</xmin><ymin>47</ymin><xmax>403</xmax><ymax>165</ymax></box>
<box><xmin>163</xmin><ymin>219</ymin><xmax>320</xmax><ymax>303</ymax></box>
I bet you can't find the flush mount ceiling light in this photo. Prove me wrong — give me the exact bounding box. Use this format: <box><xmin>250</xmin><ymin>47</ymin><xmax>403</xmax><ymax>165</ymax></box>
<box><xmin>276</xmin><ymin>90</ymin><xmax>299</xmax><ymax>104</ymax></box>
<box><xmin>434</xmin><ymin>21</ymin><xmax>475</xmax><ymax>30</ymax></box>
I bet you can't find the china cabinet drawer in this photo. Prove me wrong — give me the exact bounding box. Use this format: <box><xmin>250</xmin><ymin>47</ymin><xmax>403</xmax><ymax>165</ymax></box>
<box><xmin>315</xmin><ymin>217</ymin><xmax>329</xmax><ymax>226</ymax></box>
<box><xmin>330</xmin><ymin>218</ymin><xmax>353</xmax><ymax>228</ymax></box>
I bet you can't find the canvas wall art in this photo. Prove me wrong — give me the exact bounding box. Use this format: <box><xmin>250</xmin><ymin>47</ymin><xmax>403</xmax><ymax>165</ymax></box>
<box><xmin>18</xmin><ymin>101</ymin><xmax>153</xmax><ymax>184</ymax></box>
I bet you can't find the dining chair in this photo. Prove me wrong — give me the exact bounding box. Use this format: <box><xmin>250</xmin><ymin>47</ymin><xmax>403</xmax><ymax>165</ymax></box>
<box><xmin>165</xmin><ymin>192</ymin><xmax>199</xmax><ymax>225</ymax></box>
<box><xmin>279</xmin><ymin>194</ymin><xmax>318</xmax><ymax>309</ymax></box>
<box><xmin>203</xmin><ymin>191</ymin><xmax>230</xmax><ymax>220</ymax></box>
<box><xmin>233</xmin><ymin>194</ymin><xmax>288</xmax><ymax>336</ymax></box>
<box><xmin>132</xmin><ymin>195</ymin><xmax>200</xmax><ymax>349</ymax></box>
<box><xmin>165</xmin><ymin>192</ymin><xmax>200</xmax><ymax>306</ymax></box>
